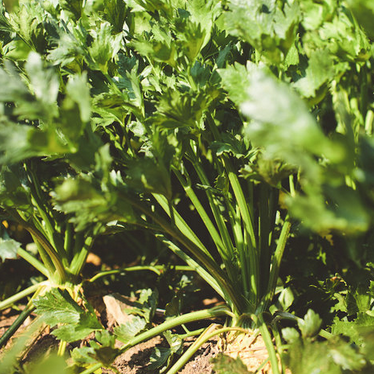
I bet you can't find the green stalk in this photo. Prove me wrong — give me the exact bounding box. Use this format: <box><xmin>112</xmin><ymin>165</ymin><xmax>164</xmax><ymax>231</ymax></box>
<box><xmin>152</xmin><ymin>193</ymin><xmax>213</xmax><ymax>259</ymax></box>
<box><xmin>30</xmin><ymin>237</ymin><xmax>55</xmax><ymax>279</ymax></box>
<box><xmin>258</xmin><ymin>315</ymin><xmax>281</xmax><ymax>374</ymax></box>
<box><xmin>167</xmin><ymin>325</ymin><xmax>249</xmax><ymax>374</ymax></box>
<box><xmin>259</xmin><ymin>184</ymin><xmax>271</xmax><ymax>297</ymax></box>
<box><xmin>222</xmin><ymin>155</ymin><xmax>259</xmax><ymax>306</ymax></box>
<box><xmin>0</xmin><ymin>282</ymin><xmax>45</xmax><ymax>311</ymax></box>
<box><xmin>186</xmin><ymin>148</ymin><xmax>238</xmax><ymax>284</ymax></box>
<box><xmin>24</xmin><ymin>224</ymin><xmax>67</xmax><ymax>284</ymax></box>
<box><xmin>261</xmin><ymin>216</ymin><xmax>292</xmax><ymax>312</ymax></box>
<box><xmin>0</xmin><ymin>303</ymin><xmax>36</xmax><ymax>349</ymax></box>
<box><xmin>222</xmin><ymin>155</ymin><xmax>256</xmax><ymax>249</ymax></box>
<box><xmin>88</xmin><ymin>266</ymin><xmax>165</xmax><ymax>282</ymax></box>
<box><xmin>13</xmin><ymin>211</ymin><xmax>55</xmax><ymax>278</ymax></box>
<box><xmin>121</xmin><ymin>195</ymin><xmax>244</xmax><ymax>314</ymax></box>
<box><xmin>69</xmin><ymin>235</ymin><xmax>94</xmax><ymax>278</ymax></box>
<box><xmin>17</xmin><ymin>247</ymin><xmax>49</xmax><ymax>278</ymax></box>
<box><xmin>26</xmin><ymin>163</ymin><xmax>66</xmax><ymax>263</ymax></box>
<box><xmin>64</xmin><ymin>222</ymin><xmax>74</xmax><ymax>262</ymax></box>
<box><xmin>121</xmin><ymin>306</ymin><xmax>232</xmax><ymax>352</ymax></box>
<box><xmin>172</xmin><ymin>167</ymin><xmax>224</xmax><ymax>252</ymax></box>
<box><xmin>156</xmin><ymin>233</ymin><xmax>224</xmax><ymax>300</ymax></box>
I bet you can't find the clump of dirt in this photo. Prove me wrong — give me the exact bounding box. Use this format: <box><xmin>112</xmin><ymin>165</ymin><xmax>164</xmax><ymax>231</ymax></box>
<box><xmin>179</xmin><ymin>341</ymin><xmax>219</xmax><ymax>374</ymax></box>
<box><xmin>102</xmin><ymin>336</ymin><xmax>163</xmax><ymax>374</ymax></box>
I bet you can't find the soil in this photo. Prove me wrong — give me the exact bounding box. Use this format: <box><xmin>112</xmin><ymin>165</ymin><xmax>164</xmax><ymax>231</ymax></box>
<box><xmin>0</xmin><ymin>298</ymin><xmax>279</xmax><ymax>374</ymax></box>
<box><xmin>0</xmin><ymin>246</ymin><xmax>277</xmax><ymax>373</ymax></box>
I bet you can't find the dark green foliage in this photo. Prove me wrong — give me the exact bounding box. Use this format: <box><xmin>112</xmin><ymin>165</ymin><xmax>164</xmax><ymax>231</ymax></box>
<box><xmin>1</xmin><ymin>0</ymin><xmax>374</xmax><ymax>373</ymax></box>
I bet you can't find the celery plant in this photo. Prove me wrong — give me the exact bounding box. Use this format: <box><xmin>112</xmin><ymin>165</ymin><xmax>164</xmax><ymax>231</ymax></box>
<box><xmin>1</xmin><ymin>0</ymin><xmax>374</xmax><ymax>373</ymax></box>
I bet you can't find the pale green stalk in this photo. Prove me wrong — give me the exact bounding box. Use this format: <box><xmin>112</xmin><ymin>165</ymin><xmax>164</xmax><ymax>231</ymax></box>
<box><xmin>155</xmin><ymin>233</ymin><xmax>224</xmax><ymax>300</ymax></box>
<box><xmin>25</xmin><ymin>224</ymin><xmax>67</xmax><ymax>284</ymax></box>
<box><xmin>121</xmin><ymin>195</ymin><xmax>244</xmax><ymax>314</ymax></box>
<box><xmin>69</xmin><ymin>235</ymin><xmax>94</xmax><ymax>277</ymax></box>
<box><xmin>260</xmin><ymin>216</ymin><xmax>292</xmax><ymax>313</ymax></box>
<box><xmin>258</xmin><ymin>314</ymin><xmax>281</xmax><ymax>374</ymax></box>
<box><xmin>186</xmin><ymin>150</ymin><xmax>237</xmax><ymax>278</ymax></box>
<box><xmin>0</xmin><ymin>282</ymin><xmax>45</xmax><ymax>311</ymax></box>
<box><xmin>152</xmin><ymin>193</ymin><xmax>213</xmax><ymax>259</ymax></box>
<box><xmin>167</xmin><ymin>325</ymin><xmax>250</xmax><ymax>374</ymax></box>
<box><xmin>222</xmin><ymin>155</ymin><xmax>259</xmax><ymax>307</ymax></box>
<box><xmin>172</xmin><ymin>167</ymin><xmax>225</xmax><ymax>253</ymax></box>
<box><xmin>17</xmin><ymin>247</ymin><xmax>49</xmax><ymax>278</ymax></box>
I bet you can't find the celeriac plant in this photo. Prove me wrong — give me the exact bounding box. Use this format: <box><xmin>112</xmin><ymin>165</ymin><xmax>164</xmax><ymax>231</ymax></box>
<box><xmin>1</xmin><ymin>0</ymin><xmax>374</xmax><ymax>373</ymax></box>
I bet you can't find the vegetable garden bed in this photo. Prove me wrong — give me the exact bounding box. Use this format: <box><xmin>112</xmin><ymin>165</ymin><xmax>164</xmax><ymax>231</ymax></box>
<box><xmin>1</xmin><ymin>0</ymin><xmax>374</xmax><ymax>373</ymax></box>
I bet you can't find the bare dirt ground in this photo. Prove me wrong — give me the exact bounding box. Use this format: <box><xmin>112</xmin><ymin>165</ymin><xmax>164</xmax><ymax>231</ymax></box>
<box><xmin>0</xmin><ymin>300</ymin><xmax>280</xmax><ymax>374</ymax></box>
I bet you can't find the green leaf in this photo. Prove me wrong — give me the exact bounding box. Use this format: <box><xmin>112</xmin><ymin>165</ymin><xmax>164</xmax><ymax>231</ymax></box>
<box><xmin>0</xmin><ymin>61</ymin><xmax>34</xmax><ymax>105</ymax></box>
<box><xmin>282</xmin><ymin>327</ymin><xmax>300</xmax><ymax>344</ymax></box>
<box><xmin>328</xmin><ymin>340</ymin><xmax>366</xmax><ymax>370</ymax></box>
<box><xmin>114</xmin><ymin>315</ymin><xmax>147</xmax><ymax>343</ymax></box>
<box><xmin>241</xmin><ymin>65</ymin><xmax>329</xmax><ymax>159</ymax></box>
<box><xmin>211</xmin><ymin>354</ymin><xmax>250</xmax><ymax>374</ymax></box>
<box><xmin>284</xmin><ymin>337</ymin><xmax>366</xmax><ymax>374</ymax></box>
<box><xmin>59</xmin><ymin>0</ymin><xmax>84</xmax><ymax>21</ymax></box>
<box><xmin>54</xmin><ymin>170</ymin><xmax>135</xmax><ymax>231</ymax></box>
<box><xmin>288</xmin><ymin>185</ymin><xmax>370</xmax><ymax>234</ymax></box>
<box><xmin>298</xmin><ymin>309</ymin><xmax>322</xmax><ymax>339</ymax></box>
<box><xmin>0</xmin><ymin>238</ymin><xmax>21</xmax><ymax>262</ymax></box>
<box><xmin>9</xmin><ymin>2</ymin><xmax>47</xmax><ymax>53</ymax></box>
<box><xmin>52</xmin><ymin>312</ymin><xmax>102</xmax><ymax>342</ymax></box>
<box><xmin>25</xmin><ymin>52</ymin><xmax>59</xmax><ymax>115</ymax></box>
<box><xmin>148</xmin><ymin>347</ymin><xmax>173</xmax><ymax>371</ymax></box>
<box><xmin>126</xmin><ymin>157</ymin><xmax>172</xmax><ymax>199</ymax></box>
<box><xmin>0</xmin><ymin>122</ymin><xmax>69</xmax><ymax>164</ymax></box>
<box><xmin>33</xmin><ymin>288</ymin><xmax>83</xmax><ymax>326</ymax></box>
<box><xmin>33</xmin><ymin>288</ymin><xmax>102</xmax><ymax>342</ymax></box>
<box><xmin>293</xmin><ymin>49</ymin><xmax>335</xmax><ymax>100</ymax></box>
<box><xmin>210</xmin><ymin>133</ymin><xmax>250</xmax><ymax>158</ymax></box>
<box><xmin>4</xmin><ymin>38</ymin><xmax>32</xmax><ymax>60</ymax></box>
<box><xmin>65</xmin><ymin>72</ymin><xmax>91</xmax><ymax>123</ymax></box>
<box><xmin>88</xmin><ymin>22</ymin><xmax>122</xmax><ymax>73</ymax></box>
<box><xmin>94</xmin><ymin>0</ymin><xmax>129</xmax><ymax>33</ymax></box>
<box><xmin>224</xmin><ymin>0</ymin><xmax>300</xmax><ymax>63</ymax></box>
<box><xmin>0</xmin><ymin>164</ymin><xmax>32</xmax><ymax>211</ymax></box>
<box><xmin>25</xmin><ymin>354</ymin><xmax>72</xmax><ymax>374</ymax></box>
<box><xmin>218</xmin><ymin>63</ymin><xmax>251</xmax><ymax>105</ymax></box>
<box><xmin>148</xmin><ymin>331</ymin><xmax>183</xmax><ymax>372</ymax></box>
<box><xmin>300</xmin><ymin>0</ymin><xmax>337</xmax><ymax>30</ymax></box>
<box><xmin>131</xmin><ymin>288</ymin><xmax>159</xmax><ymax>323</ymax></box>
<box><xmin>47</xmin><ymin>23</ymin><xmax>88</xmax><ymax>67</ymax></box>
<box><xmin>342</xmin><ymin>0</ymin><xmax>374</xmax><ymax>42</ymax></box>
<box><xmin>147</xmin><ymin>331</ymin><xmax>183</xmax><ymax>373</ymax></box>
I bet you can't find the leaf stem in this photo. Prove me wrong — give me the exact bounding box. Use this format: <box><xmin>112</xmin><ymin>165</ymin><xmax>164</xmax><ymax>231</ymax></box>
<box><xmin>0</xmin><ymin>282</ymin><xmax>47</xmax><ymax>311</ymax></box>
<box><xmin>0</xmin><ymin>303</ymin><xmax>36</xmax><ymax>349</ymax></box>
<box><xmin>258</xmin><ymin>314</ymin><xmax>281</xmax><ymax>374</ymax></box>
<box><xmin>127</xmin><ymin>196</ymin><xmax>244</xmax><ymax>314</ymax></box>
<box><xmin>167</xmin><ymin>325</ymin><xmax>250</xmax><ymax>374</ymax></box>
<box><xmin>261</xmin><ymin>216</ymin><xmax>292</xmax><ymax>312</ymax></box>
<box><xmin>119</xmin><ymin>307</ymin><xmax>232</xmax><ymax>351</ymax></box>
<box><xmin>17</xmin><ymin>247</ymin><xmax>49</xmax><ymax>278</ymax></box>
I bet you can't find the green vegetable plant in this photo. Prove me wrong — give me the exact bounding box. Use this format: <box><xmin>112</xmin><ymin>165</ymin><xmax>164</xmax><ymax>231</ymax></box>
<box><xmin>2</xmin><ymin>0</ymin><xmax>374</xmax><ymax>373</ymax></box>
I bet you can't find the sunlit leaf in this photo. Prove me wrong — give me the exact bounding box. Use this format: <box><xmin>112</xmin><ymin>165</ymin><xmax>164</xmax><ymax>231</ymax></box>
<box><xmin>0</xmin><ymin>238</ymin><xmax>21</xmax><ymax>262</ymax></box>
